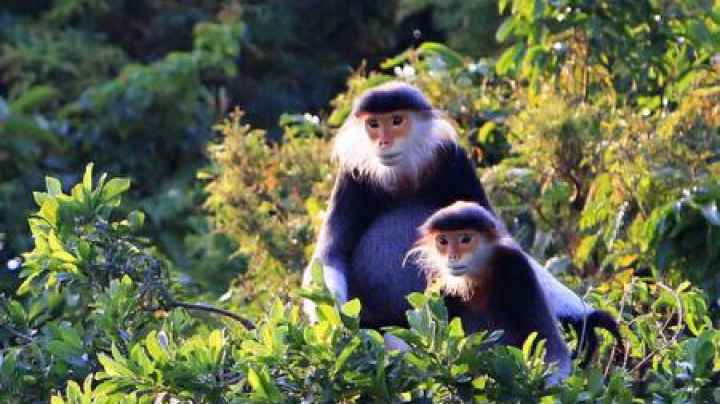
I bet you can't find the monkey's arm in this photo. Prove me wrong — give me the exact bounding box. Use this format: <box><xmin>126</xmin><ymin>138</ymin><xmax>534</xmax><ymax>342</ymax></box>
<box><xmin>303</xmin><ymin>172</ymin><xmax>379</xmax><ymax>305</ymax></box>
<box><xmin>525</xmin><ymin>253</ymin><xmax>623</xmax><ymax>365</ymax></box>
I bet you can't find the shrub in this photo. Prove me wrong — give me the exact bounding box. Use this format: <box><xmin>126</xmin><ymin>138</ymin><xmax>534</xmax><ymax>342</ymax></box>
<box><xmin>202</xmin><ymin>110</ymin><xmax>332</xmax><ymax>312</ymax></box>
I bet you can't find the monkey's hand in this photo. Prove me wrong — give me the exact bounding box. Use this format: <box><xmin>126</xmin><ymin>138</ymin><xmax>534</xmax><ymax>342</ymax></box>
<box><xmin>301</xmin><ymin>265</ymin><xmax>349</xmax><ymax>324</ymax></box>
<box><xmin>562</xmin><ymin>310</ymin><xmax>624</xmax><ymax>367</ymax></box>
<box><xmin>302</xmin><ymin>299</ymin><xmax>319</xmax><ymax>324</ymax></box>
<box><xmin>323</xmin><ymin>266</ymin><xmax>349</xmax><ymax>305</ymax></box>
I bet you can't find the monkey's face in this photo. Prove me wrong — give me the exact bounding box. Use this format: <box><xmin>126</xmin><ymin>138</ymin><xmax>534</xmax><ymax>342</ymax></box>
<box><xmin>434</xmin><ymin>230</ymin><xmax>488</xmax><ymax>276</ymax></box>
<box><xmin>361</xmin><ymin>110</ymin><xmax>412</xmax><ymax>166</ymax></box>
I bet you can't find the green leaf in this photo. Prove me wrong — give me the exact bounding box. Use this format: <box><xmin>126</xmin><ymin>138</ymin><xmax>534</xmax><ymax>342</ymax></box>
<box><xmin>407</xmin><ymin>292</ymin><xmax>426</xmax><ymax>309</ymax></box>
<box><xmin>248</xmin><ymin>366</ymin><xmax>283</xmax><ymax>402</ymax></box>
<box><xmin>334</xmin><ymin>337</ymin><xmax>360</xmax><ymax>373</ymax></box>
<box><xmin>33</xmin><ymin>192</ymin><xmax>50</xmax><ymax>207</ymax></box>
<box><xmin>145</xmin><ymin>331</ymin><xmax>169</xmax><ymax>361</ymax></box>
<box><xmin>499</xmin><ymin>0</ymin><xmax>511</xmax><ymax>13</ymax></box>
<box><xmin>58</xmin><ymin>324</ymin><xmax>83</xmax><ymax>349</ymax></box>
<box><xmin>102</xmin><ymin>178</ymin><xmax>131</xmax><ymax>202</ymax></box>
<box><xmin>82</xmin><ymin>163</ymin><xmax>94</xmax><ymax>192</ymax></box>
<box><xmin>48</xmin><ymin>341</ymin><xmax>80</xmax><ymax>360</ymax></box>
<box><xmin>45</xmin><ymin>176</ymin><xmax>63</xmax><ymax>197</ymax></box>
<box><xmin>38</xmin><ymin>199</ymin><xmax>59</xmax><ymax>226</ymax></box>
<box><xmin>477</xmin><ymin>121</ymin><xmax>496</xmax><ymax>143</ymax></box>
<box><xmin>380</xmin><ymin>51</ymin><xmax>411</xmax><ymax>69</ymax></box>
<box><xmin>5</xmin><ymin>299</ymin><xmax>27</xmax><ymax>323</ymax></box>
<box><xmin>130</xmin><ymin>345</ymin><xmax>153</xmax><ymax>375</ymax></box>
<box><xmin>128</xmin><ymin>210</ymin><xmax>145</xmax><ymax>232</ymax></box>
<box><xmin>496</xmin><ymin>43</ymin><xmax>524</xmax><ymax>75</ymax></box>
<box><xmin>10</xmin><ymin>85</ymin><xmax>57</xmax><ymax>114</ymax></box>
<box><xmin>522</xmin><ymin>331</ymin><xmax>538</xmax><ymax>361</ymax></box>
<box><xmin>496</xmin><ymin>18</ymin><xmax>516</xmax><ymax>42</ymax></box>
<box><xmin>208</xmin><ymin>329</ymin><xmax>224</xmax><ymax>351</ymax></box>
<box><xmin>98</xmin><ymin>353</ymin><xmax>135</xmax><ymax>378</ymax></box>
<box><xmin>52</xmin><ymin>250</ymin><xmax>77</xmax><ymax>264</ymax></box>
<box><xmin>65</xmin><ymin>380</ymin><xmax>82</xmax><ymax>403</ymax></box>
<box><xmin>316</xmin><ymin>304</ymin><xmax>341</xmax><ymax>325</ymax></box>
<box><xmin>417</xmin><ymin>42</ymin><xmax>464</xmax><ymax>68</ymax></box>
<box><xmin>341</xmin><ymin>298</ymin><xmax>361</xmax><ymax>317</ymax></box>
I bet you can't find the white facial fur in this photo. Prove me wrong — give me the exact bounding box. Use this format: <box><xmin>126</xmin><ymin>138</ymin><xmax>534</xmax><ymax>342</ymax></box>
<box><xmin>445</xmin><ymin>237</ymin><xmax>496</xmax><ymax>277</ymax></box>
<box><xmin>410</xmin><ymin>234</ymin><xmax>512</xmax><ymax>300</ymax></box>
<box><xmin>333</xmin><ymin>111</ymin><xmax>457</xmax><ymax>193</ymax></box>
<box><xmin>376</xmin><ymin>135</ymin><xmax>408</xmax><ymax>167</ymax></box>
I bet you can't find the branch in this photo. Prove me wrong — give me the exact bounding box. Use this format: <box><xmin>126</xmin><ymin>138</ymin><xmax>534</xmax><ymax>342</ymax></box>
<box><xmin>0</xmin><ymin>324</ymin><xmax>34</xmax><ymax>342</ymax></box>
<box><xmin>162</xmin><ymin>299</ymin><xmax>256</xmax><ymax>330</ymax></box>
<box><xmin>629</xmin><ymin>282</ymin><xmax>684</xmax><ymax>375</ymax></box>
<box><xmin>606</xmin><ymin>277</ymin><xmax>635</xmax><ymax>377</ymax></box>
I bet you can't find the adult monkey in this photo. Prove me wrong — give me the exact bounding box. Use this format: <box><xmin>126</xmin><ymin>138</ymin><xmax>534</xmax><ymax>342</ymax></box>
<box><xmin>302</xmin><ymin>81</ymin><xmax>620</xmax><ymax>362</ymax></box>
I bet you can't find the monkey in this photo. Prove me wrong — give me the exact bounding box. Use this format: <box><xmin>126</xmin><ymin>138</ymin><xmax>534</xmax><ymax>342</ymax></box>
<box><xmin>410</xmin><ymin>201</ymin><xmax>572</xmax><ymax>383</ymax></box>
<box><xmin>302</xmin><ymin>81</ymin><xmax>621</xmax><ymax>363</ymax></box>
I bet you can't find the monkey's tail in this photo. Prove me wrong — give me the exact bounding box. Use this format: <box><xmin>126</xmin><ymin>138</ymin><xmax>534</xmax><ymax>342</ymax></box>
<box><xmin>566</xmin><ymin>310</ymin><xmax>624</xmax><ymax>368</ymax></box>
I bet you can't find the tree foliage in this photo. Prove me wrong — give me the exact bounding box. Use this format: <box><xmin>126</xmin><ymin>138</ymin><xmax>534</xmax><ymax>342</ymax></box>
<box><xmin>1</xmin><ymin>0</ymin><xmax>719</xmax><ymax>402</ymax></box>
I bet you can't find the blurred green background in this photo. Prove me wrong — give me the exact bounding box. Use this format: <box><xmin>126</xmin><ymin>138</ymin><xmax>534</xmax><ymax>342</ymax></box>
<box><xmin>0</xmin><ymin>0</ymin><xmax>503</xmax><ymax>289</ymax></box>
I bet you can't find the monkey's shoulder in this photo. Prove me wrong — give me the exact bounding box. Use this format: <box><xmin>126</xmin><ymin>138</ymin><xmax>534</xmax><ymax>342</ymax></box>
<box><xmin>487</xmin><ymin>244</ymin><xmax>541</xmax><ymax>286</ymax></box>
<box><xmin>433</xmin><ymin>140</ymin><xmax>469</xmax><ymax>166</ymax></box>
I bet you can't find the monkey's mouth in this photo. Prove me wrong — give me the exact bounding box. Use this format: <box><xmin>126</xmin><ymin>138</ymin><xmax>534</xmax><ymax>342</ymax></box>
<box><xmin>378</xmin><ymin>152</ymin><xmax>403</xmax><ymax>166</ymax></box>
<box><xmin>448</xmin><ymin>265</ymin><xmax>469</xmax><ymax>276</ymax></box>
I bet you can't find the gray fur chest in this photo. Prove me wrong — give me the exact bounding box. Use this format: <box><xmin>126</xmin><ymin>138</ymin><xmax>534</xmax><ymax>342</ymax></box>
<box><xmin>349</xmin><ymin>202</ymin><xmax>436</xmax><ymax>327</ymax></box>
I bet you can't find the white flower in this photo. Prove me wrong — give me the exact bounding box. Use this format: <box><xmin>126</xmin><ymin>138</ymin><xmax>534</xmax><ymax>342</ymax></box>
<box><xmin>394</xmin><ymin>64</ymin><xmax>416</xmax><ymax>78</ymax></box>
<box><xmin>468</xmin><ymin>61</ymin><xmax>490</xmax><ymax>75</ymax></box>
<box><xmin>303</xmin><ymin>113</ymin><xmax>320</xmax><ymax>125</ymax></box>
<box><xmin>7</xmin><ymin>257</ymin><xmax>21</xmax><ymax>270</ymax></box>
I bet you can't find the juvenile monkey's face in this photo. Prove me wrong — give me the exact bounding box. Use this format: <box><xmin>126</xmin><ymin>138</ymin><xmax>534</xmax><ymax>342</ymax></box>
<box><xmin>361</xmin><ymin>110</ymin><xmax>412</xmax><ymax>166</ymax></box>
<box><xmin>434</xmin><ymin>230</ymin><xmax>486</xmax><ymax>276</ymax></box>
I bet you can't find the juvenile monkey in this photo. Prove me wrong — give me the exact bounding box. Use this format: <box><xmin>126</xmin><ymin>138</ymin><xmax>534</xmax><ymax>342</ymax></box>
<box><xmin>412</xmin><ymin>201</ymin><xmax>572</xmax><ymax>383</ymax></box>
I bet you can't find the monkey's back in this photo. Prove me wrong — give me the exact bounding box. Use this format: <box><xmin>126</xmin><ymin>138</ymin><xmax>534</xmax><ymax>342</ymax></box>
<box><xmin>349</xmin><ymin>201</ymin><xmax>435</xmax><ymax>328</ymax></box>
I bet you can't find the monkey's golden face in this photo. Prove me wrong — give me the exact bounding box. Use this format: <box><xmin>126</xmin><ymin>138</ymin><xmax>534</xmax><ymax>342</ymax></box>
<box><xmin>433</xmin><ymin>230</ymin><xmax>484</xmax><ymax>276</ymax></box>
<box><xmin>360</xmin><ymin>110</ymin><xmax>412</xmax><ymax>166</ymax></box>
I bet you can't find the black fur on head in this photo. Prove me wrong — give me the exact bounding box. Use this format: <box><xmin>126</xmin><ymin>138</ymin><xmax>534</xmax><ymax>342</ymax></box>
<box><xmin>353</xmin><ymin>81</ymin><xmax>433</xmax><ymax>115</ymax></box>
<box><xmin>420</xmin><ymin>201</ymin><xmax>499</xmax><ymax>235</ymax></box>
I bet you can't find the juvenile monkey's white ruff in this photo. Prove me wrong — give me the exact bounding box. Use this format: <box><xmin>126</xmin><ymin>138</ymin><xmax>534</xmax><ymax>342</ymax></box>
<box><xmin>409</xmin><ymin>235</ymin><xmax>514</xmax><ymax>300</ymax></box>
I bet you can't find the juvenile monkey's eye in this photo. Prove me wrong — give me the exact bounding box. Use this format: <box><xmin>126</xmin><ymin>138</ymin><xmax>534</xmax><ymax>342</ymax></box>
<box><xmin>460</xmin><ymin>234</ymin><xmax>473</xmax><ymax>244</ymax></box>
<box><xmin>366</xmin><ymin>118</ymin><xmax>380</xmax><ymax>129</ymax></box>
<box><xmin>436</xmin><ymin>235</ymin><xmax>449</xmax><ymax>247</ymax></box>
<box><xmin>391</xmin><ymin>115</ymin><xmax>404</xmax><ymax>126</ymax></box>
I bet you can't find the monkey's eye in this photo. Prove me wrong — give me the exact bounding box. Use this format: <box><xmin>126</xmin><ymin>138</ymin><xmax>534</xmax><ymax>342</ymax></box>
<box><xmin>366</xmin><ymin>118</ymin><xmax>380</xmax><ymax>129</ymax></box>
<box><xmin>436</xmin><ymin>235</ymin><xmax>449</xmax><ymax>247</ymax></box>
<box><xmin>459</xmin><ymin>234</ymin><xmax>473</xmax><ymax>244</ymax></box>
<box><xmin>391</xmin><ymin>115</ymin><xmax>404</xmax><ymax>126</ymax></box>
